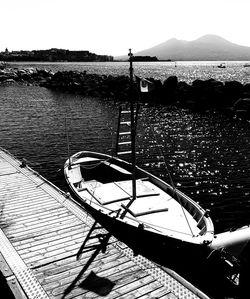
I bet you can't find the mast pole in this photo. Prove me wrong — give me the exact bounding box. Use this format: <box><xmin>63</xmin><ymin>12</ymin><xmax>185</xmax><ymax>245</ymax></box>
<box><xmin>65</xmin><ymin>116</ymin><xmax>71</xmax><ymax>169</ymax></box>
<box><xmin>129</xmin><ymin>49</ymin><xmax>137</xmax><ymax>208</ymax></box>
<box><xmin>120</xmin><ymin>49</ymin><xmax>137</xmax><ymax>219</ymax></box>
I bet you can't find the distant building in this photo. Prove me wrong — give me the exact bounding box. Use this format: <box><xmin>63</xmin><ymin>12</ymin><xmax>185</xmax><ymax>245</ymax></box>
<box><xmin>133</xmin><ymin>56</ymin><xmax>158</xmax><ymax>62</ymax></box>
<box><xmin>0</xmin><ymin>48</ymin><xmax>113</xmax><ymax>62</ymax></box>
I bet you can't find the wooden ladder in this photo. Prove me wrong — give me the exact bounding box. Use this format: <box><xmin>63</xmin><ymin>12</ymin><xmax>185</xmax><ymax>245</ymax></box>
<box><xmin>115</xmin><ymin>105</ymin><xmax>133</xmax><ymax>157</ymax></box>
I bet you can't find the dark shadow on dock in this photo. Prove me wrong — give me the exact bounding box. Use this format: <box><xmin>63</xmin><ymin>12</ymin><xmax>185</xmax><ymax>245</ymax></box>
<box><xmin>80</xmin><ymin>271</ymin><xmax>115</xmax><ymax>296</ymax></box>
<box><xmin>0</xmin><ymin>203</ymin><xmax>7</xmax><ymax>229</ymax></box>
<box><xmin>62</xmin><ymin>221</ymin><xmax>115</xmax><ymax>298</ymax></box>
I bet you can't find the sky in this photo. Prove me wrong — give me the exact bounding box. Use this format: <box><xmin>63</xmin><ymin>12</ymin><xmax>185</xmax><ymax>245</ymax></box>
<box><xmin>1</xmin><ymin>0</ymin><xmax>250</xmax><ymax>57</ymax></box>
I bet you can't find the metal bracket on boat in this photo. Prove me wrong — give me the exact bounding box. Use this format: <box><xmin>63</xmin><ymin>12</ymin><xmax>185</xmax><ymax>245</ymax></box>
<box><xmin>108</xmin><ymin>208</ymin><xmax>121</xmax><ymax>218</ymax></box>
<box><xmin>138</xmin><ymin>223</ymin><xmax>144</xmax><ymax>230</ymax></box>
<box><xmin>65</xmin><ymin>192</ymin><xmax>71</xmax><ymax>199</ymax></box>
<box><xmin>120</xmin><ymin>204</ymin><xmax>135</xmax><ymax>218</ymax></box>
<box><xmin>20</xmin><ymin>158</ymin><xmax>27</xmax><ymax>168</ymax></box>
<box><xmin>203</xmin><ymin>239</ymin><xmax>211</xmax><ymax>245</ymax></box>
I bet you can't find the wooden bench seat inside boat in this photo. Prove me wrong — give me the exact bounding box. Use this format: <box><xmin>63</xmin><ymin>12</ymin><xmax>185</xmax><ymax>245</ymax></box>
<box><xmin>114</xmin><ymin>180</ymin><xmax>160</xmax><ymax>199</ymax></box>
<box><xmin>121</xmin><ymin>204</ymin><xmax>168</xmax><ymax>217</ymax></box>
<box><xmin>78</xmin><ymin>179</ymin><xmax>160</xmax><ymax>206</ymax></box>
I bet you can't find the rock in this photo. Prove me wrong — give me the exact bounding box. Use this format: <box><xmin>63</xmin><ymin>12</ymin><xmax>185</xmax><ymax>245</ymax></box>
<box><xmin>223</xmin><ymin>81</ymin><xmax>244</xmax><ymax>106</ymax></box>
<box><xmin>176</xmin><ymin>81</ymin><xmax>192</xmax><ymax>107</ymax></box>
<box><xmin>243</xmin><ymin>83</ymin><xmax>250</xmax><ymax>97</ymax></box>
<box><xmin>234</xmin><ymin>97</ymin><xmax>250</xmax><ymax>110</ymax></box>
<box><xmin>233</xmin><ymin>97</ymin><xmax>250</xmax><ymax>119</ymax></box>
<box><xmin>188</xmin><ymin>79</ymin><xmax>225</xmax><ymax>110</ymax></box>
<box><xmin>162</xmin><ymin>76</ymin><xmax>178</xmax><ymax>103</ymax></box>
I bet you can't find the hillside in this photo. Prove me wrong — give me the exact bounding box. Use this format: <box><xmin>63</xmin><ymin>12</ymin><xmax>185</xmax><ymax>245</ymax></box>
<box><xmin>116</xmin><ymin>35</ymin><xmax>250</xmax><ymax>61</ymax></box>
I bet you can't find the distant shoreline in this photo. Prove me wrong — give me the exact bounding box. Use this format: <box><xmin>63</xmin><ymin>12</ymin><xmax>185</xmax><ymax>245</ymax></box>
<box><xmin>3</xmin><ymin>59</ymin><xmax>250</xmax><ymax>63</ymax></box>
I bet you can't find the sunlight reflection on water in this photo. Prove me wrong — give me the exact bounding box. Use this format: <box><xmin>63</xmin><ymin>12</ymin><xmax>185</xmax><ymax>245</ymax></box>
<box><xmin>9</xmin><ymin>61</ymin><xmax>250</xmax><ymax>84</ymax></box>
<box><xmin>136</xmin><ymin>105</ymin><xmax>250</xmax><ymax>232</ymax></box>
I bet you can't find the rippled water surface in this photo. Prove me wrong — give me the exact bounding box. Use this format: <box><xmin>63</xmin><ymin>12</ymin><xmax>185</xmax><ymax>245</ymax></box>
<box><xmin>9</xmin><ymin>60</ymin><xmax>250</xmax><ymax>83</ymax></box>
<box><xmin>1</xmin><ymin>80</ymin><xmax>250</xmax><ymax>234</ymax></box>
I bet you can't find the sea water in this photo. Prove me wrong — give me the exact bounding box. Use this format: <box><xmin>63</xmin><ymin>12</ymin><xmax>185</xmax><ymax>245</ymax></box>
<box><xmin>1</xmin><ymin>61</ymin><xmax>250</xmax><ymax>235</ymax></box>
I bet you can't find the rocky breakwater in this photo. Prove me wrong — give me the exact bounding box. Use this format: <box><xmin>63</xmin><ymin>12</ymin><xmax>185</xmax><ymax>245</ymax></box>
<box><xmin>0</xmin><ymin>67</ymin><xmax>54</xmax><ymax>85</ymax></box>
<box><xmin>42</xmin><ymin>70</ymin><xmax>131</xmax><ymax>100</ymax></box>
<box><xmin>43</xmin><ymin>71</ymin><xmax>250</xmax><ymax>118</ymax></box>
<box><xmin>139</xmin><ymin>76</ymin><xmax>250</xmax><ymax>118</ymax></box>
<box><xmin>1</xmin><ymin>67</ymin><xmax>250</xmax><ymax>118</ymax></box>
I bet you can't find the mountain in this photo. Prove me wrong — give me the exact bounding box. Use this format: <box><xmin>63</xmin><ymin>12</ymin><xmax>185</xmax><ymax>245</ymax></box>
<box><xmin>116</xmin><ymin>35</ymin><xmax>250</xmax><ymax>61</ymax></box>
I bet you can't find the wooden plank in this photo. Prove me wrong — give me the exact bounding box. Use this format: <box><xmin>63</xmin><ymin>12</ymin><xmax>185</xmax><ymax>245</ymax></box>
<box><xmin>5</xmin><ymin>213</ymin><xmax>79</xmax><ymax>234</ymax></box>
<box><xmin>136</xmin><ymin>285</ymin><xmax>173</xmax><ymax>299</ymax></box>
<box><xmin>12</xmin><ymin>223</ymin><xmax>88</xmax><ymax>246</ymax></box>
<box><xmin>18</xmin><ymin>226</ymin><xmax>106</xmax><ymax>254</ymax></box>
<box><xmin>44</xmin><ymin>258</ymin><xmax>137</xmax><ymax>291</ymax></box>
<box><xmin>80</xmin><ymin>271</ymin><xmax>153</xmax><ymax>299</ymax></box>
<box><xmin>2</xmin><ymin>212</ymin><xmax>74</xmax><ymax>233</ymax></box>
<box><xmin>2</xmin><ymin>204</ymin><xmax>62</xmax><ymax>220</ymax></box>
<box><xmin>1</xmin><ymin>194</ymin><xmax>54</xmax><ymax>206</ymax></box>
<box><xmin>34</xmin><ymin>248</ymin><xmax>120</xmax><ymax>278</ymax></box>
<box><xmin>7</xmin><ymin>220</ymin><xmax>84</xmax><ymax>244</ymax></box>
<box><xmin>24</xmin><ymin>239</ymin><xmax>108</xmax><ymax>268</ymax></box>
<box><xmin>0</xmin><ymin>207</ymin><xmax>70</xmax><ymax>226</ymax></box>
<box><xmin>0</xmin><ymin>180</ymin><xmax>37</xmax><ymax>189</ymax></box>
<box><xmin>109</xmin><ymin>276</ymin><xmax>155</xmax><ymax>299</ymax></box>
<box><xmin>113</xmin><ymin>279</ymin><xmax>171</xmax><ymax>299</ymax></box>
<box><xmin>45</xmin><ymin>261</ymin><xmax>141</xmax><ymax>297</ymax></box>
<box><xmin>1</xmin><ymin>188</ymin><xmax>47</xmax><ymax>198</ymax></box>
<box><xmin>0</xmin><ymin>187</ymin><xmax>45</xmax><ymax>197</ymax></box>
<box><xmin>0</xmin><ymin>180</ymin><xmax>45</xmax><ymax>190</ymax></box>
<box><xmin>57</xmin><ymin>268</ymin><xmax>149</xmax><ymax>299</ymax></box>
<box><xmin>5</xmin><ymin>216</ymin><xmax>82</xmax><ymax>239</ymax></box>
<box><xmin>1</xmin><ymin>201</ymin><xmax>61</xmax><ymax>219</ymax></box>
<box><xmin>19</xmin><ymin>232</ymin><xmax>104</xmax><ymax>260</ymax></box>
<box><xmin>12</xmin><ymin>223</ymin><xmax>88</xmax><ymax>248</ymax></box>
<box><xmin>39</xmin><ymin>251</ymin><xmax>129</xmax><ymax>288</ymax></box>
<box><xmin>1</xmin><ymin>195</ymin><xmax>60</xmax><ymax>210</ymax></box>
<box><xmin>14</xmin><ymin>225</ymin><xmax>89</xmax><ymax>251</ymax></box>
<box><xmin>0</xmin><ymin>205</ymin><xmax>66</xmax><ymax>220</ymax></box>
<box><xmin>23</xmin><ymin>235</ymin><xmax>114</xmax><ymax>267</ymax></box>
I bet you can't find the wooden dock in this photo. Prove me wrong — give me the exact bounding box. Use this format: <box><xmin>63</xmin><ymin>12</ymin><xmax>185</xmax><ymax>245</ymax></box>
<box><xmin>0</xmin><ymin>148</ymin><xmax>210</xmax><ymax>299</ymax></box>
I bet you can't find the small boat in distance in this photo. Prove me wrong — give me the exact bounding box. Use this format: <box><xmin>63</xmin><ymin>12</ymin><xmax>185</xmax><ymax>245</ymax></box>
<box><xmin>243</xmin><ymin>63</ymin><xmax>250</xmax><ymax>67</ymax></box>
<box><xmin>217</xmin><ymin>62</ymin><xmax>226</xmax><ymax>68</ymax></box>
<box><xmin>64</xmin><ymin>50</ymin><xmax>250</xmax><ymax>291</ymax></box>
